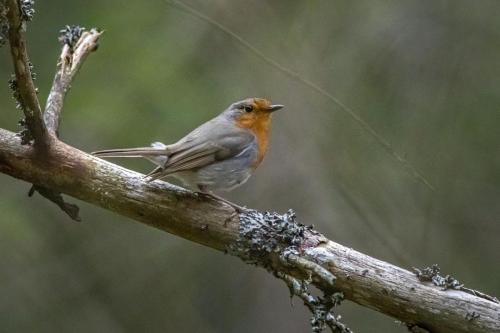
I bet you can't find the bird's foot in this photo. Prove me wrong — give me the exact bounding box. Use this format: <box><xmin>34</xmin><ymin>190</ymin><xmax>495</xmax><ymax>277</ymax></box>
<box><xmin>196</xmin><ymin>191</ymin><xmax>247</xmax><ymax>213</ymax></box>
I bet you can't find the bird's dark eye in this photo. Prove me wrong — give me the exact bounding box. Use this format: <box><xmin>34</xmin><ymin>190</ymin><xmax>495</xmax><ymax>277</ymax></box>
<box><xmin>244</xmin><ymin>105</ymin><xmax>253</xmax><ymax>112</ymax></box>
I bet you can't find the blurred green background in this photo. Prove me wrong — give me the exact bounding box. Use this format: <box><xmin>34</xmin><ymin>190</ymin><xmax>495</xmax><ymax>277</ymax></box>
<box><xmin>1</xmin><ymin>1</ymin><xmax>499</xmax><ymax>332</ymax></box>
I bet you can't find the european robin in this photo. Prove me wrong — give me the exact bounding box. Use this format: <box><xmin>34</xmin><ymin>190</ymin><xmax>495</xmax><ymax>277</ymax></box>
<box><xmin>92</xmin><ymin>98</ymin><xmax>283</xmax><ymax>208</ymax></box>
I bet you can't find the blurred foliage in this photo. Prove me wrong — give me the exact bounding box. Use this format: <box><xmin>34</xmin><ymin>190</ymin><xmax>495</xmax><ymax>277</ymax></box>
<box><xmin>1</xmin><ymin>1</ymin><xmax>499</xmax><ymax>332</ymax></box>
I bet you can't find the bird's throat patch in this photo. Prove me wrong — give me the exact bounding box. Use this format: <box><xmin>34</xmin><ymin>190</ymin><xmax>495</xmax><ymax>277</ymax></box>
<box><xmin>235</xmin><ymin>113</ymin><xmax>271</xmax><ymax>168</ymax></box>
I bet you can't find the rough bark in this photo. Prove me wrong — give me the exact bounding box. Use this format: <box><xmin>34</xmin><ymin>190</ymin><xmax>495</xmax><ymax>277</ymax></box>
<box><xmin>5</xmin><ymin>0</ymin><xmax>48</xmax><ymax>146</ymax></box>
<box><xmin>0</xmin><ymin>128</ymin><xmax>498</xmax><ymax>333</ymax></box>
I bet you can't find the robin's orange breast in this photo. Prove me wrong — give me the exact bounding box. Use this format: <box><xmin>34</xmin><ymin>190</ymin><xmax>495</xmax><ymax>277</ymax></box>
<box><xmin>235</xmin><ymin>112</ymin><xmax>272</xmax><ymax>169</ymax></box>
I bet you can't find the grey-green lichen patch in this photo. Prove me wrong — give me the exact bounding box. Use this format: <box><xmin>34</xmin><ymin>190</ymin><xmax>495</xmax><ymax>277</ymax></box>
<box><xmin>58</xmin><ymin>25</ymin><xmax>85</xmax><ymax>51</ymax></box>
<box><xmin>8</xmin><ymin>62</ymin><xmax>38</xmax><ymax>145</ymax></box>
<box><xmin>8</xmin><ymin>75</ymin><xmax>22</xmax><ymax>109</ymax></box>
<box><xmin>279</xmin><ymin>271</ymin><xmax>350</xmax><ymax>333</ymax></box>
<box><xmin>413</xmin><ymin>264</ymin><xmax>463</xmax><ymax>290</ymax></box>
<box><xmin>228</xmin><ymin>209</ymin><xmax>316</xmax><ymax>265</ymax></box>
<box><xmin>20</xmin><ymin>0</ymin><xmax>35</xmax><ymax>21</ymax></box>
<box><xmin>413</xmin><ymin>264</ymin><xmax>499</xmax><ymax>304</ymax></box>
<box><xmin>229</xmin><ymin>209</ymin><xmax>351</xmax><ymax>332</ymax></box>
<box><xmin>310</xmin><ymin>292</ymin><xmax>351</xmax><ymax>333</ymax></box>
<box><xmin>8</xmin><ymin>76</ymin><xmax>32</xmax><ymax>144</ymax></box>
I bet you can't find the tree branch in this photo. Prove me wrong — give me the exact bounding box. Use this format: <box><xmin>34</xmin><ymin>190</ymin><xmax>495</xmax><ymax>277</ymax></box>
<box><xmin>5</xmin><ymin>0</ymin><xmax>48</xmax><ymax>146</ymax></box>
<box><xmin>0</xmin><ymin>127</ymin><xmax>498</xmax><ymax>333</ymax></box>
<box><xmin>44</xmin><ymin>27</ymin><xmax>102</xmax><ymax>135</ymax></box>
<box><xmin>27</xmin><ymin>26</ymin><xmax>102</xmax><ymax>221</ymax></box>
<box><xmin>3</xmin><ymin>2</ymin><xmax>91</xmax><ymax>220</ymax></box>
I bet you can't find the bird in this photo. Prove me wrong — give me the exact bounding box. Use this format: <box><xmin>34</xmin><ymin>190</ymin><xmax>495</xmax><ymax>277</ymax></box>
<box><xmin>92</xmin><ymin>98</ymin><xmax>283</xmax><ymax>210</ymax></box>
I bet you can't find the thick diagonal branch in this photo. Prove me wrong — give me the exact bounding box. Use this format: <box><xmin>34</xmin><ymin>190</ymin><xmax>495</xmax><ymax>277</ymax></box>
<box><xmin>5</xmin><ymin>0</ymin><xmax>48</xmax><ymax>146</ymax></box>
<box><xmin>0</xmin><ymin>127</ymin><xmax>498</xmax><ymax>333</ymax></box>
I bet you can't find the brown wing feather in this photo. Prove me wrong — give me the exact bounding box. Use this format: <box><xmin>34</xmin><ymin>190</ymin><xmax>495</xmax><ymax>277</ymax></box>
<box><xmin>146</xmin><ymin>143</ymin><xmax>221</xmax><ymax>181</ymax></box>
<box><xmin>166</xmin><ymin>143</ymin><xmax>219</xmax><ymax>168</ymax></box>
<box><xmin>147</xmin><ymin>154</ymin><xmax>216</xmax><ymax>181</ymax></box>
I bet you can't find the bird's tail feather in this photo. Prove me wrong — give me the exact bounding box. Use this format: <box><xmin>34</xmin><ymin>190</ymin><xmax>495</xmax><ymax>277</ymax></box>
<box><xmin>92</xmin><ymin>147</ymin><xmax>167</xmax><ymax>158</ymax></box>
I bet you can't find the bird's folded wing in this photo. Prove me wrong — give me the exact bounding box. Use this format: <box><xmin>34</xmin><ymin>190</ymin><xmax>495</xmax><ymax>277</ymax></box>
<box><xmin>147</xmin><ymin>130</ymin><xmax>254</xmax><ymax>180</ymax></box>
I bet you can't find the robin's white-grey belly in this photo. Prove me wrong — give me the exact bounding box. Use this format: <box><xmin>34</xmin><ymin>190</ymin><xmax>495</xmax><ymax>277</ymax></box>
<box><xmin>173</xmin><ymin>163</ymin><xmax>253</xmax><ymax>192</ymax></box>
<box><xmin>172</xmin><ymin>144</ymin><xmax>257</xmax><ymax>192</ymax></box>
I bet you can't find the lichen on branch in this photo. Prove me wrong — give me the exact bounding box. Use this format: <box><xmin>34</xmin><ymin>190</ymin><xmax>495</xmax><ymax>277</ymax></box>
<box><xmin>5</xmin><ymin>0</ymin><xmax>47</xmax><ymax>146</ymax></box>
<box><xmin>413</xmin><ymin>264</ymin><xmax>499</xmax><ymax>304</ymax></box>
<box><xmin>58</xmin><ymin>25</ymin><xmax>85</xmax><ymax>50</ymax></box>
<box><xmin>20</xmin><ymin>0</ymin><xmax>35</xmax><ymax>21</ymax></box>
<box><xmin>229</xmin><ymin>209</ymin><xmax>351</xmax><ymax>332</ymax></box>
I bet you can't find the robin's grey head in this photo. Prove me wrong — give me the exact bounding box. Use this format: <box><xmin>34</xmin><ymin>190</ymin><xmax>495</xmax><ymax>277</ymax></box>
<box><xmin>223</xmin><ymin>98</ymin><xmax>283</xmax><ymax>121</ymax></box>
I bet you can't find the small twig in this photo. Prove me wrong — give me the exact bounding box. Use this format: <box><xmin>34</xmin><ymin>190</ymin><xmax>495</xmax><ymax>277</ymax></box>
<box><xmin>461</xmin><ymin>287</ymin><xmax>499</xmax><ymax>304</ymax></box>
<box><xmin>5</xmin><ymin>0</ymin><xmax>48</xmax><ymax>146</ymax></box>
<box><xmin>277</xmin><ymin>272</ymin><xmax>351</xmax><ymax>333</ymax></box>
<box><xmin>44</xmin><ymin>26</ymin><xmax>103</xmax><ymax>135</ymax></box>
<box><xmin>279</xmin><ymin>253</ymin><xmax>351</xmax><ymax>332</ymax></box>
<box><xmin>164</xmin><ymin>0</ymin><xmax>434</xmax><ymax>191</ymax></box>
<box><xmin>28</xmin><ymin>185</ymin><xmax>81</xmax><ymax>221</ymax></box>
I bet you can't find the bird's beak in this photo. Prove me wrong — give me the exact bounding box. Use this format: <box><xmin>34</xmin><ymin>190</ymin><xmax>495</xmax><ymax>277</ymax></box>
<box><xmin>267</xmin><ymin>104</ymin><xmax>284</xmax><ymax>112</ymax></box>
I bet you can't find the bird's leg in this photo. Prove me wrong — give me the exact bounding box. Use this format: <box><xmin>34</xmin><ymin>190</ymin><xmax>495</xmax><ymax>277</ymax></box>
<box><xmin>207</xmin><ymin>192</ymin><xmax>247</xmax><ymax>213</ymax></box>
<box><xmin>196</xmin><ymin>186</ymin><xmax>247</xmax><ymax>213</ymax></box>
